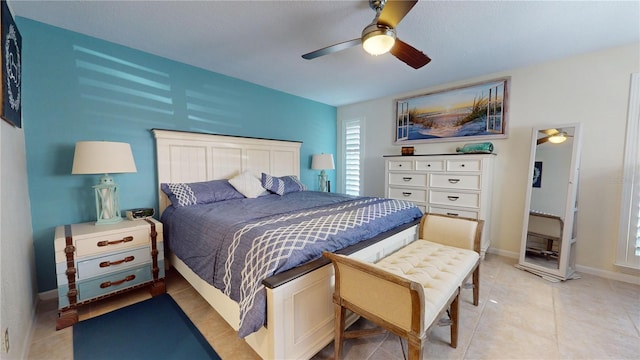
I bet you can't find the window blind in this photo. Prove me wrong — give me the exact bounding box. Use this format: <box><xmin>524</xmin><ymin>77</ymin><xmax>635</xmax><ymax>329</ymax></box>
<box><xmin>344</xmin><ymin>119</ymin><xmax>361</xmax><ymax>196</ymax></box>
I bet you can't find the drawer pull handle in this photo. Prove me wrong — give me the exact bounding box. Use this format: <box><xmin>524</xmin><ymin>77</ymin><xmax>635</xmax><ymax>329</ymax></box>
<box><xmin>402</xmin><ymin>177</ymin><xmax>412</xmax><ymax>181</ymax></box>
<box><xmin>402</xmin><ymin>192</ymin><xmax>412</xmax><ymax>197</ymax></box>
<box><xmin>447</xmin><ymin>212</ymin><xmax>460</xmax><ymax>217</ymax></box>
<box><xmin>427</xmin><ymin>164</ymin><xmax>431</xmax><ymax>167</ymax></box>
<box><xmin>100</xmin><ymin>256</ymin><xmax>135</xmax><ymax>268</ymax></box>
<box><xmin>447</xmin><ymin>196</ymin><xmax>459</xmax><ymax>201</ymax></box>
<box><xmin>448</xmin><ymin>178</ymin><xmax>460</xmax><ymax>184</ymax></box>
<box><xmin>100</xmin><ymin>275</ymin><xmax>136</xmax><ymax>289</ymax></box>
<box><xmin>97</xmin><ymin>236</ymin><xmax>134</xmax><ymax>247</ymax></box>
<box><xmin>461</xmin><ymin>164</ymin><xmax>466</xmax><ymax>167</ymax></box>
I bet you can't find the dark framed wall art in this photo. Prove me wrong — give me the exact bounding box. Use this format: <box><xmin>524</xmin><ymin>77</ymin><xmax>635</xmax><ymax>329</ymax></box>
<box><xmin>1</xmin><ymin>0</ymin><xmax>21</xmax><ymax>128</ymax></box>
<box><xmin>395</xmin><ymin>77</ymin><xmax>509</xmax><ymax>144</ymax></box>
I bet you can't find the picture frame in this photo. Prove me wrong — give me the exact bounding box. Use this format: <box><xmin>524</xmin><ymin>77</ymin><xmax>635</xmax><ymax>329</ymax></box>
<box><xmin>394</xmin><ymin>77</ymin><xmax>509</xmax><ymax>144</ymax></box>
<box><xmin>533</xmin><ymin>161</ymin><xmax>543</xmax><ymax>188</ymax></box>
<box><xmin>1</xmin><ymin>0</ymin><xmax>22</xmax><ymax>128</ymax></box>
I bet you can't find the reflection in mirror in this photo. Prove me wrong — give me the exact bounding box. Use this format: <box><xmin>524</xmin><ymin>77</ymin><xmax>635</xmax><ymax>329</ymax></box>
<box><xmin>517</xmin><ymin>124</ymin><xmax>582</xmax><ymax>281</ymax></box>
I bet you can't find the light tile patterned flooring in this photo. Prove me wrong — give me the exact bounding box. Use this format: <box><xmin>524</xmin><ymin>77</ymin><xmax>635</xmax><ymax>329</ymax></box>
<box><xmin>29</xmin><ymin>255</ymin><xmax>640</xmax><ymax>359</ymax></box>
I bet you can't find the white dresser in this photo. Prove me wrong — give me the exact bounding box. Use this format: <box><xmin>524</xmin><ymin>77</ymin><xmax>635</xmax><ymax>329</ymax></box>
<box><xmin>384</xmin><ymin>154</ymin><xmax>495</xmax><ymax>257</ymax></box>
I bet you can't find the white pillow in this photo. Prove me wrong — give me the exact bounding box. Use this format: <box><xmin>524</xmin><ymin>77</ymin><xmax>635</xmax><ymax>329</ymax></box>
<box><xmin>228</xmin><ymin>171</ymin><xmax>268</xmax><ymax>198</ymax></box>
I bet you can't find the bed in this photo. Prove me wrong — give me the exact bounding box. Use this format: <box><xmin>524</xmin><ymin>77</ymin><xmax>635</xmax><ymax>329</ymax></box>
<box><xmin>153</xmin><ymin>129</ymin><xmax>422</xmax><ymax>359</ymax></box>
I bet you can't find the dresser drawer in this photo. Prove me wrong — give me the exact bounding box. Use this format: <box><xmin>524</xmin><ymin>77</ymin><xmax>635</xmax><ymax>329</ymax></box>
<box><xmin>77</xmin><ymin>246</ymin><xmax>152</xmax><ymax>281</ymax></box>
<box><xmin>429</xmin><ymin>206</ymin><xmax>479</xmax><ymax>219</ymax></box>
<box><xmin>388</xmin><ymin>187</ymin><xmax>427</xmax><ymax>203</ymax></box>
<box><xmin>415</xmin><ymin>160</ymin><xmax>444</xmax><ymax>171</ymax></box>
<box><xmin>429</xmin><ymin>190</ymin><xmax>479</xmax><ymax>208</ymax></box>
<box><xmin>430</xmin><ymin>174</ymin><xmax>481</xmax><ymax>190</ymax></box>
<box><xmin>389</xmin><ymin>173</ymin><xmax>427</xmax><ymax>187</ymax></box>
<box><xmin>446</xmin><ymin>159</ymin><xmax>482</xmax><ymax>172</ymax></box>
<box><xmin>388</xmin><ymin>160</ymin><xmax>414</xmax><ymax>171</ymax></box>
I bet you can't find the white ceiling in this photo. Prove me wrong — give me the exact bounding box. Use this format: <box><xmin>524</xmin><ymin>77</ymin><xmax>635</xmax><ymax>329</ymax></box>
<box><xmin>8</xmin><ymin>0</ymin><xmax>640</xmax><ymax>107</ymax></box>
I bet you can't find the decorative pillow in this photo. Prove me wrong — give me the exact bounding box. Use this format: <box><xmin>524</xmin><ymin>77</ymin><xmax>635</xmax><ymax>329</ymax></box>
<box><xmin>261</xmin><ymin>173</ymin><xmax>307</xmax><ymax>196</ymax></box>
<box><xmin>228</xmin><ymin>171</ymin><xmax>268</xmax><ymax>198</ymax></box>
<box><xmin>161</xmin><ymin>179</ymin><xmax>244</xmax><ymax>207</ymax></box>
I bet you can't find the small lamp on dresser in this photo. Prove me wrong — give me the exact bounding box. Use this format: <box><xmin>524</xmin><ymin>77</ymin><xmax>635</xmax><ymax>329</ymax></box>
<box><xmin>311</xmin><ymin>153</ymin><xmax>334</xmax><ymax>192</ymax></box>
<box><xmin>72</xmin><ymin>141</ymin><xmax>137</xmax><ymax>225</ymax></box>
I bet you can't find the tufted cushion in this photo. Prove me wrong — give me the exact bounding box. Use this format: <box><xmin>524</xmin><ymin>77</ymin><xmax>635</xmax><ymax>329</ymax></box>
<box><xmin>374</xmin><ymin>240</ymin><xmax>479</xmax><ymax>332</ymax></box>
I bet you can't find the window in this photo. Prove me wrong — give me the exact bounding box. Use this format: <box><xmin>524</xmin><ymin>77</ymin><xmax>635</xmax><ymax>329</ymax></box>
<box><xmin>340</xmin><ymin>118</ymin><xmax>362</xmax><ymax>196</ymax></box>
<box><xmin>616</xmin><ymin>73</ymin><xmax>640</xmax><ymax>270</ymax></box>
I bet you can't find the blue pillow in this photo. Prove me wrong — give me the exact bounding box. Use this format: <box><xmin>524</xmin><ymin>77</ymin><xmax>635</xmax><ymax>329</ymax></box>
<box><xmin>261</xmin><ymin>173</ymin><xmax>307</xmax><ymax>196</ymax></box>
<box><xmin>161</xmin><ymin>179</ymin><xmax>244</xmax><ymax>207</ymax></box>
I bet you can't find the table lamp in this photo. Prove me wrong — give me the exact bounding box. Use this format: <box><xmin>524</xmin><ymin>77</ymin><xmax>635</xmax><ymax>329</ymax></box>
<box><xmin>72</xmin><ymin>141</ymin><xmax>137</xmax><ymax>225</ymax></box>
<box><xmin>311</xmin><ymin>153</ymin><xmax>334</xmax><ymax>192</ymax></box>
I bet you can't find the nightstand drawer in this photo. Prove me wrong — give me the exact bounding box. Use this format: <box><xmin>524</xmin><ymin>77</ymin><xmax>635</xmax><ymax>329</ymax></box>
<box><xmin>388</xmin><ymin>173</ymin><xmax>427</xmax><ymax>187</ymax></box>
<box><xmin>430</xmin><ymin>174</ymin><xmax>481</xmax><ymax>190</ymax></box>
<box><xmin>57</xmin><ymin>261</ymin><xmax>165</xmax><ymax>308</ymax></box>
<box><xmin>429</xmin><ymin>190</ymin><xmax>479</xmax><ymax>208</ymax></box>
<box><xmin>74</xmin><ymin>227</ymin><xmax>150</xmax><ymax>257</ymax></box>
<box><xmin>77</xmin><ymin>246</ymin><xmax>152</xmax><ymax>280</ymax></box>
<box><xmin>388</xmin><ymin>187</ymin><xmax>427</xmax><ymax>203</ymax></box>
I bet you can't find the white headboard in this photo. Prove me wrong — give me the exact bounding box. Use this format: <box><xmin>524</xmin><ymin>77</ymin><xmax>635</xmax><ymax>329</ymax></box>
<box><xmin>153</xmin><ymin>129</ymin><xmax>301</xmax><ymax>215</ymax></box>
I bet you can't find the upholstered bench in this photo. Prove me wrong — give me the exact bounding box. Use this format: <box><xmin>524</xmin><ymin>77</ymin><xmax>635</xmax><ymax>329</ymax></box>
<box><xmin>324</xmin><ymin>213</ymin><xmax>483</xmax><ymax>360</ymax></box>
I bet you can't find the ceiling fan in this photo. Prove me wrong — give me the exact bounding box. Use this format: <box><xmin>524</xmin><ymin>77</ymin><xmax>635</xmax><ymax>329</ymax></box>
<box><xmin>301</xmin><ymin>0</ymin><xmax>431</xmax><ymax>69</ymax></box>
<box><xmin>537</xmin><ymin>128</ymin><xmax>573</xmax><ymax>145</ymax></box>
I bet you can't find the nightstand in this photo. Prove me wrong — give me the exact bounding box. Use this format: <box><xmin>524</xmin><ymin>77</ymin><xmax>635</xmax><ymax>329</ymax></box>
<box><xmin>54</xmin><ymin>218</ymin><xmax>165</xmax><ymax>329</ymax></box>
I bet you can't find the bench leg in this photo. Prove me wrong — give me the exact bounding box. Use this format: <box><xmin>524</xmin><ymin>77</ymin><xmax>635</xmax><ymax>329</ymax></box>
<box><xmin>450</xmin><ymin>291</ymin><xmax>460</xmax><ymax>348</ymax></box>
<box><xmin>407</xmin><ymin>335</ymin><xmax>424</xmax><ymax>360</ymax></box>
<box><xmin>473</xmin><ymin>266</ymin><xmax>480</xmax><ymax>306</ymax></box>
<box><xmin>334</xmin><ymin>304</ymin><xmax>346</xmax><ymax>360</ymax></box>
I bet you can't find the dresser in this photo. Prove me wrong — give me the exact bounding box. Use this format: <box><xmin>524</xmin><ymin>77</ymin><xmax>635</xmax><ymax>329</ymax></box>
<box><xmin>54</xmin><ymin>218</ymin><xmax>165</xmax><ymax>329</ymax></box>
<box><xmin>384</xmin><ymin>154</ymin><xmax>495</xmax><ymax>257</ymax></box>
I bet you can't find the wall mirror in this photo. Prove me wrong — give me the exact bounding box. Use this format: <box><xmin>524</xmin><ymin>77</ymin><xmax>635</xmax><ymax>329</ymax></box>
<box><xmin>517</xmin><ymin>123</ymin><xmax>583</xmax><ymax>281</ymax></box>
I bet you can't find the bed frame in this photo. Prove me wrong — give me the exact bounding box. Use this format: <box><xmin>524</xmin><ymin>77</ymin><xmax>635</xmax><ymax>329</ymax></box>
<box><xmin>153</xmin><ymin>129</ymin><xmax>418</xmax><ymax>359</ymax></box>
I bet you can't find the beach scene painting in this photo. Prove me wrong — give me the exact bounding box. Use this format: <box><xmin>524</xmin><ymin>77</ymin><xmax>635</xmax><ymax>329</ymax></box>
<box><xmin>395</xmin><ymin>78</ymin><xmax>509</xmax><ymax>144</ymax></box>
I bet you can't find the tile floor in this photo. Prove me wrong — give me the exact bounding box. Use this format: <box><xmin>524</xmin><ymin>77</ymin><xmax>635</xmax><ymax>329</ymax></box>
<box><xmin>28</xmin><ymin>255</ymin><xmax>640</xmax><ymax>359</ymax></box>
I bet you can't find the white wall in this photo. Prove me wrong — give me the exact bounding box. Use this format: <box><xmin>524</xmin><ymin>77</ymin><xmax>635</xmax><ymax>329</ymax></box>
<box><xmin>0</xmin><ymin>120</ymin><xmax>37</xmax><ymax>359</ymax></box>
<box><xmin>338</xmin><ymin>43</ymin><xmax>640</xmax><ymax>279</ymax></box>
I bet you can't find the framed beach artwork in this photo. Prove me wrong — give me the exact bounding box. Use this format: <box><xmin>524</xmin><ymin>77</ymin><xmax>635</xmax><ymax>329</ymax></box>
<box><xmin>394</xmin><ymin>77</ymin><xmax>509</xmax><ymax>144</ymax></box>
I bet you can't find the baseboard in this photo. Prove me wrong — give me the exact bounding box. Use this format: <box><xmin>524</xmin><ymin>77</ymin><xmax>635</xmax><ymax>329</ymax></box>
<box><xmin>486</xmin><ymin>247</ymin><xmax>518</xmax><ymax>259</ymax></box>
<box><xmin>487</xmin><ymin>247</ymin><xmax>640</xmax><ymax>285</ymax></box>
<box><xmin>575</xmin><ymin>264</ymin><xmax>640</xmax><ymax>285</ymax></box>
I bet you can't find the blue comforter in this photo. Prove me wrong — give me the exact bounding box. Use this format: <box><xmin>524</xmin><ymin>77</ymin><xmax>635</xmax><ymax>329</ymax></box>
<box><xmin>162</xmin><ymin>191</ymin><xmax>422</xmax><ymax>337</ymax></box>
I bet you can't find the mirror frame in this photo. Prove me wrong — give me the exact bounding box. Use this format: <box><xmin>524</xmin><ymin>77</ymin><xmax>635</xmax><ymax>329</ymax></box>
<box><xmin>518</xmin><ymin>123</ymin><xmax>583</xmax><ymax>280</ymax></box>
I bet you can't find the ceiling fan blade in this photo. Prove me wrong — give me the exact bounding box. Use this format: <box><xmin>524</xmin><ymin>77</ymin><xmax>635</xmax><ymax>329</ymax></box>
<box><xmin>302</xmin><ymin>38</ymin><xmax>361</xmax><ymax>60</ymax></box>
<box><xmin>537</xmin><ymin>136</ymin><xmax>550</xmax><ymax>145</ymax></box>
<box><xmin>377</xmin><ymin>0</ymin><xmax>418</xmax><ymax>28</ymax></box>
<box><xmin>390</xmin><ymin>38</ymin><xmax>431</xmax><ymax>69</ymax></box>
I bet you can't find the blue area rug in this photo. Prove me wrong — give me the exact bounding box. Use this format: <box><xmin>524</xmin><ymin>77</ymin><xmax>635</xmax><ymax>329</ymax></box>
<box><xmin>73</xmin><ymin>293</ymin><xmax>220</xmax><ymax>360</ymax></box>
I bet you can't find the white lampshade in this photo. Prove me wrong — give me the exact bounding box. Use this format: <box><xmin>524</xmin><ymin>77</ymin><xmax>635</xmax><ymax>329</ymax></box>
<box><xmin>311</xmin><ymin>154</ymin><xmax>335</xmax><ymax>170</ymax></box>
<box><xmin>72</xmin><ymin>141</ymin><xmax>137</xmax><ymax>174</ymax></box>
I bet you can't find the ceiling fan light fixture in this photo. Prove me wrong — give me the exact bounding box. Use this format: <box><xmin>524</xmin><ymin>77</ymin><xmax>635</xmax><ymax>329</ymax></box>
<box><xmin>548</xmin><ymin>131</ymin><xmax>568</xmax><ymax>144</ymax></box>
<box><xmin>361</xmin><ymin>24</ymin><xmax>396</xmax><ymax>56</ymax></box>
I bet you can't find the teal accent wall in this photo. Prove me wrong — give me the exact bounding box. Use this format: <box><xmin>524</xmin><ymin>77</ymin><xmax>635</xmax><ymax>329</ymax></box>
<box><xmin>18</xmin><ymin>18</ymin><xmax>337</xmax><ymax>292</ymax></box>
